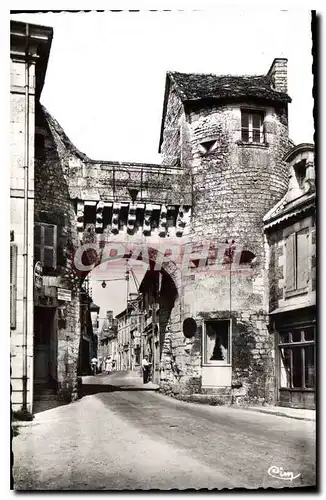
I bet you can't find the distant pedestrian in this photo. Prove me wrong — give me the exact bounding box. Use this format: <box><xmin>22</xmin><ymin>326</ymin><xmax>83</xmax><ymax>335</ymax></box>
<box><xmin>105</xmin><ymin>356</ymin><xmax>112</xmax><ymax>374</ymax></box>
<box><xmin>91</xmin><ymin>357</ymin><xmax>98</xmax><ymax>376</ymax></box>
<box><xmin>142</xmin><ymin>355</ymin><xmax>151</xmax><ymax>384</ymax></box>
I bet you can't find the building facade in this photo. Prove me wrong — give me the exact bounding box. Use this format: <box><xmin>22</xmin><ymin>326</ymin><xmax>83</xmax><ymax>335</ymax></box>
<box><xmin>10</xmin><ymin>21</ymin><xmax>53</xmax><ymax>414</ymax></box>
<box><xmin>10</xmin><ymin>21</ymin><xmax>94</xmax><ymax>413</ymax></box>
<box><xmin>116</xmin><ymin>307</ymin><xmax>132</xmax><ymax>371</ymax></box>
<box><xmin>115</xmin><ymin>298</ymin><xmax>143</xmax><ymax>373</ymax></box>
<box><xmin>77</xmin><ymin>296</ymin><xmax>98</xmax><ymax>376</ymax></box>
<box><xmin>264</xmin><ymin>143</ymin><xmax>316</xmax><ymax>409</ymax></box>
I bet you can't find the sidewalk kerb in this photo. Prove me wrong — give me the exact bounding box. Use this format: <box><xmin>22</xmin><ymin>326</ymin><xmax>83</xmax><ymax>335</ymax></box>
<box><xmin>244</xmin><ymin>407</ymin><xmax>315</xmax><ymax>422</ymax></box>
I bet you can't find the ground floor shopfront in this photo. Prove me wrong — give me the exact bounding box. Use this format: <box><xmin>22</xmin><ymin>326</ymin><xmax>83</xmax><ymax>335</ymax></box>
<box><xmin>271</xmin><ymin>307</ymin><xmax>316</xmax><ymax>409</ymax></box>
<box><xmin>32</xmin><ymin>284</ymin><xmax>84</xmax><ymax>405</ymax></box>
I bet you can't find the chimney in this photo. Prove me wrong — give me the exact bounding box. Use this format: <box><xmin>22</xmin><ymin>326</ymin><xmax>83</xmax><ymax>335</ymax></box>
<box><xmin>267</xmin><ymin>58</ymin><xmax>288</xmax><ymax>94</ymax></box>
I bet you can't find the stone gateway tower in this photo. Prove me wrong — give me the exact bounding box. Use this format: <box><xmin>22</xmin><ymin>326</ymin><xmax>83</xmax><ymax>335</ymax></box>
<box><xmin>158</xmin><ymin>59</ymin><xmax>293</xmax><ymax>404</ymax></box>
<box><xmin>10</xmin><ymin>17</ymin><xmax>314</xmax><ymax>416</ymax></box>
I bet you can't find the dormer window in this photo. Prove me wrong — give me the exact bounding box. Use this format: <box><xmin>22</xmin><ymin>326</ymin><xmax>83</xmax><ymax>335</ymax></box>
<box><xmin>241</xmin><ymin>109</ymin><xmax>265</xmax><ymax>143</ymax></box>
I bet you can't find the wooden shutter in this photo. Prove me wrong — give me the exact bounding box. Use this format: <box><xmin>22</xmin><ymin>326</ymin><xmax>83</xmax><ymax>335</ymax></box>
<box><xmin>285</xmin><ymin>233</ymin><xmax>296</xmax><ymax>291</ymax></box>
<box><xmin>43</xmin><ymin>224</ymin><xmax>57</xmax><ymax>269</ymax></box>
<box><xmin>35</xmin><ymin>223</ymin><xmax>57</xmax><ymax>269</ymax></box>
<box><xmin>297</xmin><ymin>229</ymin><xmax>309</xmax><ymax>290</ymax></box>
<box><xmin>10</xmin><ymin>243</ymin><xmax>17</xmax><ymax>329</ymax></box>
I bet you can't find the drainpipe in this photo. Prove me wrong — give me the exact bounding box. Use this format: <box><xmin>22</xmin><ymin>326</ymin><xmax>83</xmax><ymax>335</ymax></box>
<box><xmin>22</xmin><ymin>24</ymin><xmax>30</xmax><ymax>414</ymax></box>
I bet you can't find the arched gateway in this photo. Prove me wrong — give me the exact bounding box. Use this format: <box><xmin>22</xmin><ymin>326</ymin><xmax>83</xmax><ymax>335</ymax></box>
<box><xmin>33</xmin><ymin>104</ymin><xmax>197</xmax><ymax>403</ymax></box>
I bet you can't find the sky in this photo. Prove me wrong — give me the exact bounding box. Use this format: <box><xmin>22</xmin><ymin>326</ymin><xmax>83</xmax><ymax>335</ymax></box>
<box><xmin>10</xmin><ymin>9</ymin><xmax>315</xmax><ymax>325</ymax></box>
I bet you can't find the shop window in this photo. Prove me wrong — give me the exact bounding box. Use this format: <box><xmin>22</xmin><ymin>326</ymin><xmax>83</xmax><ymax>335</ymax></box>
<box><xmin>34</xmin><ymin>223</ymin><xmax>57</xmax><ymax>271</ymax></box>
<box><xmin>285</xmin><ymin>229</ymin><xmax>309</xmax><ymax>296</ymax></box>
<box><xmin>279</xmin><ymin>327</ymin><xmax>315</xmax><ymax>390</ymax></box>
<box><xmin>203</xmin><ymin>319</ymin><xmax>231</xmax><ymax>365</ymax></box>
<box><xmin>241</xmin><ymin>109</ymin><xmax>265</xmax><ymax>143</ymax></box>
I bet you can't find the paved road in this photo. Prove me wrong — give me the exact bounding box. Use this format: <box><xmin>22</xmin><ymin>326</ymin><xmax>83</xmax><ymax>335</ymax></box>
<box><xmin>12</xmin><ymin>391</ymin><xmax>315</xmax><ymax>490</ymax></box>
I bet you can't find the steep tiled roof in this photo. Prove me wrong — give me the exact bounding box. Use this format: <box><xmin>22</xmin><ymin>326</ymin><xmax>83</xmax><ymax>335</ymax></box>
<box><xmin>169</xmin><ymin>72</ymin><xmax>291</xmax><ymax>104</ymax></box>
<box><xmin>158</xmin><ymin>69</ymin><xmax>291</xmax><ymax>151</ymax></box>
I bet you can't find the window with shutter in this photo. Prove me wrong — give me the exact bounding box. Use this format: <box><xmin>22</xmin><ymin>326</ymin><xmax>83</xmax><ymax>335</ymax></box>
<box><xmin>285</xmin><ymin>233</ymin><xmax>296</xmax><ymax>292</ymax></box>
<box><xmin>10</xmin><ymin>243</ymin><xmax>17</xmax><ymax>329</ymax></box>
<box><xmin>297</xmin><ymin>229</ymin><xmax>309</xmax><ymax>290</ymax></box>
<box><xmin>34</xmin><ymin>223</ymin><xmax>57</xmax><ymax>270</ymax></box>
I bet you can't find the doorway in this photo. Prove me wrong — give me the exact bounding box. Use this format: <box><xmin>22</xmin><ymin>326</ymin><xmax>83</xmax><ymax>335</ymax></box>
<box><xmin>34</xmin><ymin>307</ymin><xmax>57</xmax><ymax>388</ymax></box>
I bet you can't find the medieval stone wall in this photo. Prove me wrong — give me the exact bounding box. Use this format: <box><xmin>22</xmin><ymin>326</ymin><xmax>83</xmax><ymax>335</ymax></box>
<box><xmin>160</xmin><ymin>98</ymin><xmax>292</xmax><ymax>404</ymax></box>
<box><xmin>34</xmin><ymin>103</ymin><xmax>81</xmax><ymax>402</ymax></box>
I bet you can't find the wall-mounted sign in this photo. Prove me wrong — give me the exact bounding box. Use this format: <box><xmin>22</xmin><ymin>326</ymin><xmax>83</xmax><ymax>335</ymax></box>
<box><xmin>57</xmin><ymin>288</ymin><xmax>72</xmax><ymax>302</ymax></box>
<box><xmin>34</xmin><ymin>261</ymin><xmax>43</xmax><ymax>289</ymax></box>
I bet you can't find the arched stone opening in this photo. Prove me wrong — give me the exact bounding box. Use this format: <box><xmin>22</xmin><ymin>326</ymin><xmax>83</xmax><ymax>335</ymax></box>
<box><xmin>73</xmin><ymin>241</ymin><xmax>181</xmax><ymax>386</ymax></box>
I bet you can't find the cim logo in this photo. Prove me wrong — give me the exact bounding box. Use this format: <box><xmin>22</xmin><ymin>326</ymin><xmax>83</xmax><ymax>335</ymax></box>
<box><xmin>268</xmin><ymin>466</ymin><xmax>301</xmax><ymax>482</ymax></box>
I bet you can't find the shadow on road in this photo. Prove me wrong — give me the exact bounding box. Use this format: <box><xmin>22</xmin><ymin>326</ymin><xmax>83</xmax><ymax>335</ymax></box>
<box><xmin>33</xmin><ymin>399</ymin><xmax>70</xmax><ymax>414</ymax></box>
<box><xmin>80</xmin><ymin>384</ymin><xmax>153</xmax><ymax>397</ymax></box>
<box><xmin>79</xmin><ymin>373</ymin><xmax>159</xmax><ymax>398</ymax></box>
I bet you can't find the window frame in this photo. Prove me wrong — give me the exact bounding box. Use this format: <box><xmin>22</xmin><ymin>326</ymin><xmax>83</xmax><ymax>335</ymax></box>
<box><xmin>240</xmin><ymin>108</ymin><xmax>265</xmax><ymax>144</ymax></box>
<box><xmin>278</xmin><ymin>326</ymin><xmax>315</xmax><ymax>391</ymax></box>
<box><xmin>202</xmin><ymin>318</ymin><xmax>232</xmax><ymax>367</ymax></box>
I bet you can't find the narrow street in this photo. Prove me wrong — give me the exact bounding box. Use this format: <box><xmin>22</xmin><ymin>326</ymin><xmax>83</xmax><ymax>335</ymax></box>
<box><xmin>12</xmin><ymin>381</ymin><xmax>315</xmax><ymax>490</ymax></box>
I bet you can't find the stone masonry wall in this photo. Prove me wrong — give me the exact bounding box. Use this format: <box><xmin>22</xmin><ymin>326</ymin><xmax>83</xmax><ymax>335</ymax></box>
<box><xmin>34</xmin><ymin>103</ymin><xmax>81</xmax><ymax>402</ymax></box>
<box><xmin>160</xmin><ymin>97</ymin><xmax>292</xmax><ymax>404</ymax></box>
